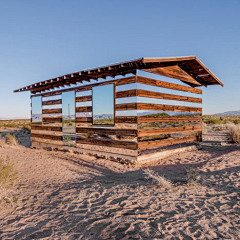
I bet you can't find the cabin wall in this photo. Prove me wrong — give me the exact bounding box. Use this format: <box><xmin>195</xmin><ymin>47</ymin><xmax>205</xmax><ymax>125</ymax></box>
<box><xmin>30</xmin><ymin>74</ymin><xmax>202</xmax><ymax>164</ymax></box>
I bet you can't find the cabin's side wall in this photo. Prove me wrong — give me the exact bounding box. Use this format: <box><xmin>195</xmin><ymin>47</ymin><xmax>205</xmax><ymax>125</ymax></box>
<box><xmin>135</xmin><ymin>75</ymin><xmax>202</xmax><ymax>162</ymax></box>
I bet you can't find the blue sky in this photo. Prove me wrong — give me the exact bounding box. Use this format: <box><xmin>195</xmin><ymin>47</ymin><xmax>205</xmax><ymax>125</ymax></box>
<box><xmin>92</xmin><ymin>84</ymin><xmax>114</xmax><ymax>116</ymax></box>
<box><xmin>0</xmin><ymin>0</ymin><xmax>240</xmax><ymax>118</ymax></box>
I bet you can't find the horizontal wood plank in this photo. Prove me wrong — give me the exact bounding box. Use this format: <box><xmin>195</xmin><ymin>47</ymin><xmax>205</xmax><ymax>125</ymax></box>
<box><xmin>76</xmin><ymin>143</ymin><xmax>138</xmax><ymax>157</ymax></box>
<box><xmin>138</xmin><ymin>116</ymin><xmax>202</xmax><ymax>123</ymax></box>
<box><xmin>76</xmin><ymin>95</ymin><xmax>92</xmax><ymax>102</ymax></box>
<box><xmin>31</xmin><ymin>138</ymin><xmax>63</xmax><ymax>146</ymax></box>
<box><xmin>136</xmin><ymin>76</ymin><xmax>202</xmax><ymax>94</ymax></box>
<box><xmin>116</xmin><ymin>89</ymin><xmax>202</xmax><ymax>103</ymax></box>
<box><xmin>42</xmin><ymin>99</ymin><xmax>62</xmax><ymax>106</ymax></box>
<box><xmin>31</xmin><ymin>125</ymin><xmax>62</xmax><ymax>131</ymax></box>
<box><xmin>115</xmin><ymin>103</ymin><xmax>137</xmax><ymax>111</ymax></box>
<box><xmin>76</xmin><ymin>138</ymin><xmax>137</xmax><ymax>150</ymax></box>
<box><xmin>138</xmin><ymin>136</ymin><xmax>197</xmax><ymax>150</ymax></box>
<box><xmin>138</xmin><ymin>126</ymin><xmax>202</xmax><ymax>137</ymax></box>
<box><xmin>76</xmin><ymin>127</ymin><xmax>137</xmax><ymax>136</ymax></box>
<box><xmin>116</xmin><ymin>103</ymin><xmax>202</xmax><ymax>112</ymax></box>
<box><xmin>116</xmin><ymin>116</ymin><xmax>138</xmax><ymax>123</ymax></box>
<box><xmin>116</xmin><ymin>89</ymin><xmax>137</xmax><ymax>98</ymax></box>
<box><xmin>31</xmin><ymin>129</ymin><xmax>63</xmax><ymax>136</ymax></box>
<box><xmin>76</xmin><ymin>117</ymin><xmax>92</xmax><ymax>123</ymax></box>
<box><xmin>76</xmin><ymin>106</ymin><xmax>92</xmax><ymax>112</ymax></box>
<box><xmin>138</xmin><ymin>103</ymin><xmax>202</xmax><ymax>112</ymax></box>
<box><xmin>31</xmin><ymin>133</ymin><xmax>63</xmax><ymax>141</ymax></box>
<box><xmin>42</xmin><ymin>108</ymin><xmax>62</xmax><ymax>114</ymax></box>
<box><xmin>42</xmin><ymin>117</ymin><xmax>62</xmax><ymax>123</ymax></box>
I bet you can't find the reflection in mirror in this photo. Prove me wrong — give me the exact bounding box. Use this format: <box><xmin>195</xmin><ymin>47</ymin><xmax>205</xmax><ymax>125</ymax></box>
<box><xmin>92</xmin><ymin>84</ymin><xmax>114</xmax><ymax>125</ymax></box>
<box><xmin>62</xmin><ymin>91</ymin><xmax>76</xmax><ymax>146</ymax></box>
<box><xmin>31</xmin><ymin>96</ymin><xmax>42</xmax><ymax>124</ymax></box>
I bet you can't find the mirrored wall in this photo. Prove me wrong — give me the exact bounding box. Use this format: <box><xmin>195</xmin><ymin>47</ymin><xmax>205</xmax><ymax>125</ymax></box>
<box><xmin>62</xmin><ymin>91</ymin><xmax>76</xmax><ymax>146</ymax></box>
<box><xmin>31</xmin><ymin>96</ymin><xmax>42</xmax><ymax>124</ymax></box>
<box><xmin>92</xmin><ymin>84</ymin><xmax>114</xmax><ymax>125</ymax></box>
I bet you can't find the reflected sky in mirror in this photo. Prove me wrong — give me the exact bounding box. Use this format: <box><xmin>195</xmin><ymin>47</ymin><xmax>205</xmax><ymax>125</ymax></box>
<box><xmin>92</xmin><ymin>84</ymin><xmax>114</xmax><ymax>125</ymax></box>
<box><xmin>62</xmin><ymin>91</ymin><xmax>76</xmax><ymax>146</ymax></box>
<box><xmin>32</xmin><ymin>96</ymin><xmax>42</xmax><ymax>123</ymax></box>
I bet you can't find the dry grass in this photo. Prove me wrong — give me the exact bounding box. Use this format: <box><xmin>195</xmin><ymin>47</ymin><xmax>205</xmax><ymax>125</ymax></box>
<box><xmin>227</xmin><ymin>123</ymin><xmax>240</xmax><ymax>143</ymax></box>
<box><xmin>0</xmin><ymin>156</ymin><xmax>18</xmax><ymax>204</ymax></box>
<box><xmin>5</xmin><ymin>134</ymin><xmax>19</xmax><ymax>146</ymax></box>
<box><xmin>0</xmin><ymin>137</ymin><xmax>6</xmax><ymax>148</ymax></box>
<box><xmin>0</xmin><ymin>119</ymin><xmax>30</xmax><ymax>129</ymax></box>
<box><xmin>143</xmin><ymin>168</ymin><xmax>173</xmax><ymax>189</ymax></box>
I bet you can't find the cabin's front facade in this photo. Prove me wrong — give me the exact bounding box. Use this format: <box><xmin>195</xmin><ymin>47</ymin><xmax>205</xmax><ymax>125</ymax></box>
<box><xmin>14</xmin><ymin>56</ymin><xmax>223</xmax><ymax>164</ymax></box>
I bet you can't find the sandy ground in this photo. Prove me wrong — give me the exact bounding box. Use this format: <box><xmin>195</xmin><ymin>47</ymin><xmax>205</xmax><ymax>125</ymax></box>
<box><xmin>0</xmin><ymin>128</ymin><xmax>240</xmax><ymax>239</ymax></box>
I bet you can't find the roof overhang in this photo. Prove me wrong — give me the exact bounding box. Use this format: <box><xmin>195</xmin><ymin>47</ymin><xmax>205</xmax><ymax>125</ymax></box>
<box><xmin>14</xmin><ymin>56</ymin><xmax>223</xmax><ymax>94</ymax></box>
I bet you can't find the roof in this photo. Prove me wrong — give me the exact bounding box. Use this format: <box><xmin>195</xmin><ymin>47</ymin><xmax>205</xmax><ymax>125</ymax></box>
<box><xmin>14</xmin><ymin>56</ymin><xmax>223</xmax><ymax>94</ymax></box>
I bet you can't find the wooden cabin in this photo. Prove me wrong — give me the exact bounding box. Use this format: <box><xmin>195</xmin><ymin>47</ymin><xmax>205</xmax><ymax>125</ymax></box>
<box><xmin>14</xmin><ymin>56</ymin><xmax>223</xmax><ymax>164</ymax></box>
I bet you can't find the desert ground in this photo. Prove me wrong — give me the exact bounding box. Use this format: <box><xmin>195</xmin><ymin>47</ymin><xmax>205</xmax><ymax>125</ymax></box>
<box><xmin>0</xmin><ymin>121</ymin><xmax>240</xmax><ymax>239</ymax></box>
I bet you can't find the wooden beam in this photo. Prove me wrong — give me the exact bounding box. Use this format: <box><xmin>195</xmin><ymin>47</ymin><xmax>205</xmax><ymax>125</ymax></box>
<box><xmin>76</xmin><ymin>127</ymin><xmax>137</xmax><ymax>136</ymax></box>
<box><xmin>31</xmin><ymin>76</ymin><xmax>137</xmax><ymax>98</ymax></box>
<box><xmin>116</xmin><ymin>89</ymin><xmax>202</xmax><ymax>103</ymax></box>
<box><xmin>138</xmin><ymin>136</ymin><xmax>197</xmax><ymax>150</ymax></box>
<box><xmin>138</xmin><ymin>116</ymin><xmax>202</xmax><ymax>123</ymax></box>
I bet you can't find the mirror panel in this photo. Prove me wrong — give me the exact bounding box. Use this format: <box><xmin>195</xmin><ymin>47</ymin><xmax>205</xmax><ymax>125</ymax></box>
<box><xmin>92</xmin><ymin>84</ymin><xmax>114</xmax><ymax>125</ymax></box>
<box><xmin>31</xmin><ymin>96</ymin><xmax>42</xmax><ymax>124</ymax></box>
<box><xmin>62</xmin><ymin>91</ymin><xmax>76</xmax><ymax>146</ymax></box>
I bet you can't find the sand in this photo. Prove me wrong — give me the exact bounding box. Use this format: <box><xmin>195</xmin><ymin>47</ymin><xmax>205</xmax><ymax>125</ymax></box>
<box><xmin>0</xmin><ymin>128</ymin><xmax>240</xmax><ymax>239</ymax></box>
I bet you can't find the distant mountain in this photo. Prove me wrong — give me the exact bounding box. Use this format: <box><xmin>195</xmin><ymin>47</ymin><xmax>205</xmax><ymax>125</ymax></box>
<box><xmin>93</xmin><ymin>114</ymin><xmax>114</xmax><ymax>119</ymax></box>
<box><xmin>0</xmin><ymin>117</ymin><xmax>11</xmax><ymax>120</ymax></box>
<box><xmin>214</xmin><ymin>110</ymin><xmax>240</xmax><ymax>115</ymax></box>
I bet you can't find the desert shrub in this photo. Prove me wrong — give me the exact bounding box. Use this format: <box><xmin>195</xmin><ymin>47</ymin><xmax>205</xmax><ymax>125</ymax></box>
<box><xmin>21</xmin><ymin>127</ymin><xmax>31</xmax><ymax>134</ymax></box>
<box><xmin>204</xmin><ymin>119</ymin><xmax>221</xmax><ymax>124</ymax></box>
<box><xmin>227</xmin><ymin>124</ymin><xmax>240</xmax><ymax>143</ymax></box>
<box><xmin>186</xmin><ymin>167</ymin><xmax>200</xmax><ymax>186</ymax></box>
<box><xmin>202</xmin><ymin>122</ymin><xmax>209</xmax><ymax>134</ymax></box>
<box><xmin>5</xmin><ymin>134</ymin><xmax>18</xmax><ymax>146</ymax></box>
<box><xmin>212</xmin><ymin>124</ymin><xmax>225</xmax><ymax>132</ymax></box>
<box><xmin>233</xmin><ymin>119</ymin><xmax>240</xmax><ymax>124</ymax></box>
<box><xmin>64</xmin><ymin>136</ymin><xmax>71</xmax><ymax>142</ymax></box>
<box><xmin>143</xmin><ymin>168</ymin><xmax>173</xmax><ymax>189</ymax></box>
